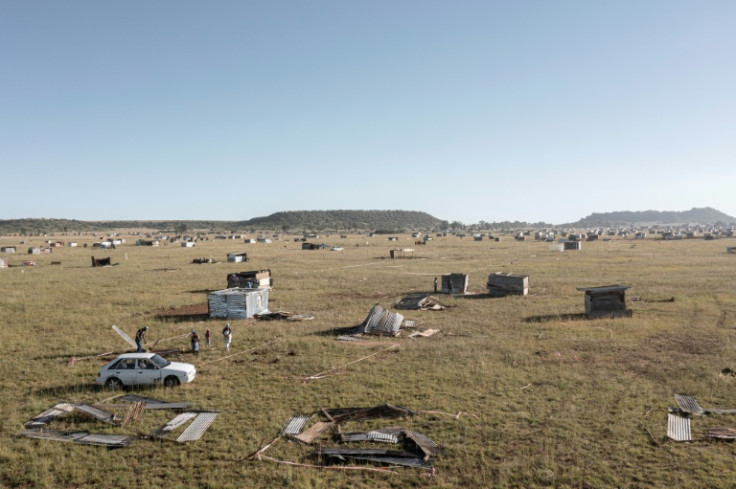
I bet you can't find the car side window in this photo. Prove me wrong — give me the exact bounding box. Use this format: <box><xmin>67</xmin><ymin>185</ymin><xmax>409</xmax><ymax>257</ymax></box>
<box><xmin>122</xmin><ymin>359</ymin><xmax>136</xmax><ymax>369</ymax></box>
<box><xmin>108</xmin><ymin>360</ymin><xmax>122</xmax><ymax>370</ymax></box>
<box><xmin>139</xmin><ymin>359</ymin><xmax>157</xmax><ymax>369</ymax></box>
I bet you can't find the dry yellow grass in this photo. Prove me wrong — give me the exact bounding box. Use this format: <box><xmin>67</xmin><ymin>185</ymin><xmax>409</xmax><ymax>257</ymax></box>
<box><xmin>1</xmin><ymin>232</ymin><xmax>736</xmax><ymax>488</ymax></box>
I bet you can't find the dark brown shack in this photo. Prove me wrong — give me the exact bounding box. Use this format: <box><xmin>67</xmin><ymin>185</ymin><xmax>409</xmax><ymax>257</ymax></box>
<box><xmin>576</xmin><ymin>285</ymin><xmax>632</xmax><ymax>318</ymax></box>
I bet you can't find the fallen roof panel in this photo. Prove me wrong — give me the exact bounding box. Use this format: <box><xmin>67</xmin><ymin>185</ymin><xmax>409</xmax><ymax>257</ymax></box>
<box><xmin>176</xmin><ymin>411</ymin><xmax>219</xmax><ymax>443</ymax></box>
<box><xmin>74</xmin><ymin>403</ymin><xmax>118</xmax><ymax>425</ymax></box>
<box><xmin>403</xmin><ymin>430</ymin><xmax>440</xmax><ymax>458</ymax></box>
<box><xmin>25</xmin><ymin>402</ymin><xmax>75</xmax><ymax>428</ymax></box>
<box><xmin>281</xmin><ymin>416</ymin><xmax>311</xmax><ymax>437</ymax></box>
<box><xmin>18</xmin><ymin>429</ymin><xmax>133</xmax><ymax>447</ymax></box>
<box><xmin>675</xmin><ymin>394</ymin><xmax>704</xmax><ymax>416</ymax></box>
<box><xmin>324</xmin><ymin>404</ymin><xmax>415</xmax><ymax>423</ymax></box>
<box><xmin>667</xmin><ymin>413</ymin><xmax>691</xmax><ymax>442</ymax></box>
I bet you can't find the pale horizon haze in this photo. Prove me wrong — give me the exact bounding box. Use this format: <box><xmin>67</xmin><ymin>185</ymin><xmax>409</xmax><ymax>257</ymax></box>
<box><xmin>1</xmin><ymin>1</ymin><xmax>734</xmax><ymax>225</ymax></box>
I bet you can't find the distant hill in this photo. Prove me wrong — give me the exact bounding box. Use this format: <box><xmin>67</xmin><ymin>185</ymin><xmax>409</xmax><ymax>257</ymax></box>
<box><xmin>570</xmin><ymin>207</ymin><xmax>736</xmax><ymax>227</ymax></box>
<box><xmin>0</xmin><ymin>210</ymin><xmax>444</xmax><ymax>235</ymax></box>
<box><xmin>237</xmin><ymin>210</ymin><xmax>443</xmax><ymax>232</ymax></box>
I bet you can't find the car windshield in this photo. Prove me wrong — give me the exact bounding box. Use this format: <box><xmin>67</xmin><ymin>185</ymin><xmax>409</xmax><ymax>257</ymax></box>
<box><xmin>150</xmin><ymin>354</ymin><xmax>170</xmax><ymax>368</ymax></box>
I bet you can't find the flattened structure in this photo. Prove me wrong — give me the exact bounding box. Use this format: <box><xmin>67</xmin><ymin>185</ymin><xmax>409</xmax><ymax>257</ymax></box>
<box><xmin>667</xmin><ymin>413</ymin><xmax>691</xmax><ymax>442</ymax></box>
<box><xmin>360</xmin><ymin>304</ymin><xmax>403</xmax><ymax>336</ymax></box>
<box><xmin>394</xmin><ymin>294</ymin><xmax>447</xmax><ymax>311</ymax></box>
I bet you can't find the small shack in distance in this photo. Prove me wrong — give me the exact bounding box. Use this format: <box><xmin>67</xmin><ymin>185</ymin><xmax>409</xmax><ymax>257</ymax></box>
<box><xmin>227</xmin><ymin>252</ymin><xmax>248</xmax><ymax>263</ymax></box>
<box><xmin>208</xmin><ymin>288</ymin><xmax>269</xmax><ymax>319</ymax></box>
<box><xmin>576</xmin><ymin>285</ymin><xmax>632</xmax><ymax>318</ymax></box>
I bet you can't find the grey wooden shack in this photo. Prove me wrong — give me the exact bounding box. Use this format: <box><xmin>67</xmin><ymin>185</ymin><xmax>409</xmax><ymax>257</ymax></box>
<box><xmin>576</xmin><ymin>285</ymin><xmax>632</xmax><ymax>318</ymax></box>
<box><xmin>208</xmin><ymin>288</ymin><xmax>269</xmax><ymax>319</ymax></box>
<box><xmin>442</xmin><ymin>273</ymin><xmax>468</xmax><ymax>294</ymax></box>
<box><xmin>487</xmin><ymin>273</ymin><xmax>529</xmax><ymax>296</ymax></box>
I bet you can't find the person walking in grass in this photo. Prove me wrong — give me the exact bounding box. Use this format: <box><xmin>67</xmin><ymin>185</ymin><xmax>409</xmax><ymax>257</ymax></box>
<box><xmin>205</xmin><ymin>329</ymin><xmax>211</xmax><ymax>347</ymax></box>
<box><xmin>191</xmin><ymin>329</ymin><xmax>200</xmax><ymax>356</ymax></box>
<box><xmin>223</xmin><ymin>322</ymin><xmax>232</xmax><ymax>351</ymax></box>
<box><xmin>135</xmin><ymin>326</ymin><xmax>148</xmax><ymax>352</ymax></box>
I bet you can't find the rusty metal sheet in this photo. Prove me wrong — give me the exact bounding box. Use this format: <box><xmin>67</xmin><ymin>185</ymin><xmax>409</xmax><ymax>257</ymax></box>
<box><xmin>675</xmin><ymin>394</ymin><xmax>704</xmax><ymax>416</ymax></box>
<box><xmin>18</xmin><ymin>429</ymin><xmax>133</xmax><ymax>447</ymax></box>
<box><xmin>281</xmin><ymin>415</ymin><xmax>311</xmax><ymax>436</ymax></box>
<box><xmin>324</xmin><ymin>404</ymin><xmax>415</xmax><ymax>423</ymax></box>
<box><xmin>176</xmin><ymin>411</ymin><xmax>218</xmax><ymax>443</ymax></box>
<box><xmin>667</xmin><ymin>413</ymin><xmax>691</xmax><ymax>441</ymax></box>
<box><xmin>708</xmin><ymin>428</ymin><xmax>736</xmax><ymax>440</ymax></box>
<box><xmin>292</xmin><ymin>421</ymin><xmax>332</xmax><ymax>445</ymax></box>
<box><xmin>403</xmin><ymin>430</ymin><xmax>440</xmax><ymax>459</ymax></box>
<box><xmin>24</xmin><ymin>402</ymin><xmax>75</xmax><ymax>428</ymax></box>
<box><xmin>316</xmin><ymin>448</ymin><xmax>432</xmax><ymax>469</ymax></box>
<box><xmin>74</xmin><ymin>404</ymin><xmax>118</xmax><ymax>424</ymax></box>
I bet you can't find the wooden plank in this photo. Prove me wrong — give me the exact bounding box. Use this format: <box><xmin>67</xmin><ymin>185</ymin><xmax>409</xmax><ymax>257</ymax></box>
<box><xmin>292</xmin><ymin>421</ymin><xmax>333</xmax><ymax>445</ymax></box>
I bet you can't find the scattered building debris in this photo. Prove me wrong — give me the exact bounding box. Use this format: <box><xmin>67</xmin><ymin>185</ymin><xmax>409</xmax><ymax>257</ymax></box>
<box><xmin>576</xmin><ymin>285</ymin><xmax>632</xmax><ymax>318</ymax></box>
<box><xmin>359</xmin><ymin>304</ymin><xmax>403</xmax><ymax>336</ymax></box>
<box><xmin>227</xmin><ymin>269</ymin><xmax>273</xmax><ymax>289</ymax></box>
<box><xmin>192</xmin><ymin>257</ymin><xmax>215</xmax><ymax>264</ymax></box>
<box><xmin>394</xmin><ymin>293</ymin><xmax>447</xmax><ymax>311</ymax></box>
<box><xmin>0</xmin><ymin>257</ymin><xmax>7</xmax><ymax>269</ymax></box>
<box><xmin>707</xmin><ymin>428</ymin><xmax>736</xmax><ymax>440</ymax></box>
<box><xmin>442</xmin><ymin>273</ymin><xmax>468</xmax><ymax>294</ymax></box>
<box><xmin>207</xmin><ymin>287</ymin><xmax>269</xmax><ymax>319</ymax></box>
<box><xmin>487</xmin><ymin>273</ymin><xmax>529</xmax><ymax>296</ymax></box>
<box><xmin>255</xmin><ymin>311</ymin><xmax>315</xmax><ymax>321</ymax></box>
<box><xmin>19</xmin><ymin>396</ymin><xmax>216</xmax><ymax>448</ymax></box>
<box><xmin>258</xmin><ymin>403</ymin><xmax>440</xmax><ymax>472</ymax></box>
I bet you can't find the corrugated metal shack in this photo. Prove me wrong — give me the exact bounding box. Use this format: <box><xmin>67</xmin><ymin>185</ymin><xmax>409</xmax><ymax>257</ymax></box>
<box><xmin>208</xmin><ymin>288</ymin><xmax>269</xmax><ymax>319</ymax></box>
<box><xmin>1</xmin><ymin>246</ymin><xmax>15</xmax><ymax>253</ymax></box>
<box><xmin>302</xmin><ymin>243</ymin><xmax>320</xmax><ymax>250</ymax></box>
<box><xmin>487</xmin><ymin>273</ymin><xmax>529</xmax><ymax>296</ymax></box>
<box><xmin>227</xmin><ymin>252</ymin><xmax>248</xmax><ymax>263</ymax></box>
<box><xmin>360</xmin><ymin>304</ymin><xmax>403</xmax><ymax>336</ymax></box>
<box><xmin>227</xmin><ymin>269</ymin><xmax>273</xmax><ymax>289</ymax></box>
<box><xmin>442</xmin><ymin>273</ymin><xmax>468</xmax><ymax>294</ymax></box>
<box><xmin>563</xmin><ymin>241</ymin><xmax>582</xmax><ymax>251</ymax></box>
<box><xmin>576</xmin><ymin>285</ymin><xmax>632</xmax><ymax>318</ymax></box>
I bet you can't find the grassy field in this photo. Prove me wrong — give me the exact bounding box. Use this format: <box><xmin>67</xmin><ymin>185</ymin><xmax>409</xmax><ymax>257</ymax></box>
<box><xmin>1</xmin><ymin>232</ymin><xmax>736</xmax><ymax>488</ymax></box>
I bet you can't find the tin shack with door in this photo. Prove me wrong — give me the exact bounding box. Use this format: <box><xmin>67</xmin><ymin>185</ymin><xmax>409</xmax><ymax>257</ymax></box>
<box><xmin>576</xmin><ymin>285</ymin><xmax>632</xmax><ymax>318</ymax></box>
<box><xmin>208</xmin><ymin>288</ymin><xmax>269</xmax><ymax>319</ymax></box>
<box><xmin>442</xmin><ymin>273</ymin><xmax>468</xmax><ymax>294</ymax></box>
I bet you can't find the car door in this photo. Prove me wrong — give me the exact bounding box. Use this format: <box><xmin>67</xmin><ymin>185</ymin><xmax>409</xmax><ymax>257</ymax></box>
<box><xmin>111</xmin><ymin>358</ymin><xmax>139</xmax><ymax>385</ymax></box>
<box><xmin>135</xmin><ymin>358</ymin><xmax>162</xmax><ymax>385</ymax></box>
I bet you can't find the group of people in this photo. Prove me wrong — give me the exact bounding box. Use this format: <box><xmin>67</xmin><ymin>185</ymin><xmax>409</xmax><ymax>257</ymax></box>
<box><xmin>134</xmin><ymin>323</ymin><xmax>233</xmax><ymax>355</ymax></box>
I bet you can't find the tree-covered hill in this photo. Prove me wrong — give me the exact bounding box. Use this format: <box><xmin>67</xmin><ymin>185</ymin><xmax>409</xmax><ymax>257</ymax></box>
<box><xmin>570</xmin><ymin>207</ymin><xmax>736</xmax><ymax>227</ymax></box>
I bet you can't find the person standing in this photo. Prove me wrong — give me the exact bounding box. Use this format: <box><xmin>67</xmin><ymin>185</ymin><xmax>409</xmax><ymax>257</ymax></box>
<box><xmin>205</xmin><ymin>329</ymin><xmax>211</xmax><ymax>347</ymax></box>
<box><xmin>222</xmin><ymin>323</ymin><xmax>232</xmax><ymax>351</ymax></box>
<box><xmin>191</xmin><ymin>329</ymin><xmax>200</xmax><ymax>356</ymax></box>
<box><xmin>433</xmin><ymin>277</ymin><xmax>438</xmax><ymax>294</ymax></box>
<box><xmin>135</xmin><ymin>326</ymin><xmax>148</xmax><ymax>352</ymax></box>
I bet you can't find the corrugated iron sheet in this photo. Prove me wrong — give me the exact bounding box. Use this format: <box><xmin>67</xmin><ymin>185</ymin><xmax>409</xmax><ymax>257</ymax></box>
<box><xmin>316</xmin><ymin>448</ymin><xmax>432</xmax><ymax>469</ymax></box>
<box><xmin>340</xmin><ymin>430</ymin><xmax>400</xmax><ymax>444</ymax></box>
<box><xmin>281</xmin><ymin>416</ymin><xmax>310</xmax><ymax>436</ymax></box>
<box><xmin>24</xmin><ymin>402</ymin><xmax>75</xmax><ymax>428</ymax></box>
<box><xmin>325</xmin><ymin>404</ymin><xmax>415</xmax><ymax>423</ymax></box>
<box><xmin>362</xmin><ymin>304</ymin><xmax>403</xmax><ymax>336</ymax></box>
<box><xmin>403</xmin><ymin>430</ymin><xmax>440</xmax><ymax>458</ymax></box>
<box><xmin>112</xmin><ymin>325</ymin><xmax>137</xmax><ymax>348</ymax></box>
<box><xmin>74</xmin><ymin>404</ymin><xmax>118</xmax><ymax>424</ymax></box>
<box><xmin>176</xmin><ymin>411</ymin><xmax>218</xmax><ymax>442</ymax></box>
<box><xmin>153</xmin><ymin>412</ymin><xmax>198</xmax><ymax>437</ymax></box>
<box><xmin>675</xmin><ymin>394</ymin><xmax>705</xmax><ymax>416</ymax></box>
<box><xmin>667</xmin><ymin>413</ymin><xmax>691</xmax><ymax>441</ymax></box>
<box><xmin>18</xmin><ymin>429</ymin><xmax>133</xmax><ymax>447</ymax></box>
<box><xmin>208</xmin><ymin>288</ymin><xmax>269</xmax><ymax>319</ymax></box>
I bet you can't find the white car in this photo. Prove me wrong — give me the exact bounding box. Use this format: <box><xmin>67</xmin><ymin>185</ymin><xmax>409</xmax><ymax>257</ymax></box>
<box><xmin>97</xmin><ymin>353</ymin><xmax>196</xmax><ymax>389</ymax></box>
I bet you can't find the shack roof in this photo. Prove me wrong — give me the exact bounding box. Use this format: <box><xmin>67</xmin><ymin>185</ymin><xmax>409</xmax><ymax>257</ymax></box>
<box><xmin>576</xmin><ymin>285</ymin><xmax>630</xmax><ymax>294</ymax></box>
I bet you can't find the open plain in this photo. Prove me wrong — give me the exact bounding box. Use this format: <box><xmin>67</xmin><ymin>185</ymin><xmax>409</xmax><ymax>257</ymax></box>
<box><xmin>1</xmin><ymin>232</ymin><xmax>736</xmax><ymax>488</ymax></box>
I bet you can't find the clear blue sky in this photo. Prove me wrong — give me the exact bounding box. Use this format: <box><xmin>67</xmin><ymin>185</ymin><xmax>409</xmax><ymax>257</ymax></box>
<box><xmin>1</xmin><ymin>1</ymin><xmax>734</xmax><ymax>224</ymax></box>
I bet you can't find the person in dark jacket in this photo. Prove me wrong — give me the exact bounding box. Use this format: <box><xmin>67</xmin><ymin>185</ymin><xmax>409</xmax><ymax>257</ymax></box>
<box><xmin>135</xmin><ymin>326</ymin><xmax>148</xmax><ymax>352</ymax></box>
<box><xmin>191</xmin><ymin>329</ymin><xmax>200</xmax><ymax>355</ymax></box>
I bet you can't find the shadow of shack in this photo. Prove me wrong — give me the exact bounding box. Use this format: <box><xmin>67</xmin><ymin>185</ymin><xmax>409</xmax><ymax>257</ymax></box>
<box><xmin>576</xmin><ymin>285</ymin><xmax>632</xmax><ymax>318</ymax></box>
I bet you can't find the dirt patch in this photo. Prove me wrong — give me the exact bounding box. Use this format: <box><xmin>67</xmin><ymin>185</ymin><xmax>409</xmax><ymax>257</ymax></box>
<box><xmin>154</xmin><ymin>303</ymin><xmax>208</xmax><ymax>321</ymax></box>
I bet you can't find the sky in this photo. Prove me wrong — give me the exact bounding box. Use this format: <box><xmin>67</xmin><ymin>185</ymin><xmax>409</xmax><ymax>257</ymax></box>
<box><xmin>1</xmin><ymin>1</ymin><xmax>734</xmax><ymax>225</ymax></box>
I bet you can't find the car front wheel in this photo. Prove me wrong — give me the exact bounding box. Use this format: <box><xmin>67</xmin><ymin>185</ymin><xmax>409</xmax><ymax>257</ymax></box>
<box><xmin>105</xmin><ymin>377</ymin><xmax>123</xmax><ymax>390</ymax></box>
<box><xmin>164</xmin><ymin>376</ymin><xmax>180</xmax><ymax>388</ymax></box>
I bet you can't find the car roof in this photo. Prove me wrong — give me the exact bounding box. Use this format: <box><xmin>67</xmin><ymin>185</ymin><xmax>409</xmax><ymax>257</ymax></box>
<box><xmin>115</xmin><ymin>353</ymin><xmax>156</xmax><ymax>359</ymax></box>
